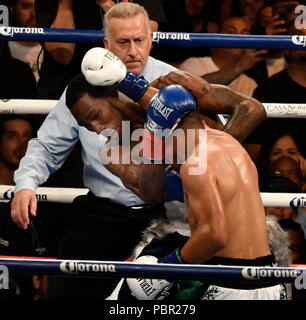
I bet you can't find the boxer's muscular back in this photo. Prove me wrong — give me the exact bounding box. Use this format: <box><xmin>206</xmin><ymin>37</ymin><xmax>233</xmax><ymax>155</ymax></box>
<box><xmin>182</xmin><ymin>127</ymin><xmax>271</xmax><ymax>261</ymax></box>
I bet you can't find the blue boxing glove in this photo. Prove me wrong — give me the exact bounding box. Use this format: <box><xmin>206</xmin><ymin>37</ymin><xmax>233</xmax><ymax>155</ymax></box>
<box><xmin>164</xmin><ymin>170</ymin><xmax>185</xmax><ymax>203</ymax></box>
<box><xmin>158</xmin><ymin>248</ymin><xmax>184</xmax><ymax>265</ymax></box>
<box><xmin>141</xmin><ymin>85</ymin><xmax>196</xmax><ymax>160</ymax></box>
<box><xmin>117</xmin><ymin>72</ymin><xmax>149</xmax><ymax>102</ymax></box>
<box><xmin>146</xmin><ymin>84</ymin><xmax>197</xmax><ymax>134</ymax></box>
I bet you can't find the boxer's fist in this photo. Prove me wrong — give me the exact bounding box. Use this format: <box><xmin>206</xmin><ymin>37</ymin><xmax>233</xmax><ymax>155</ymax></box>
<box><xmin>126</xmin><ymin>255</ymin><xmax>173</xmax><ymax>300</ymax></box>
<box><xmin>145</xmin><ymin>84</ymin><xmax>197</xmax><ymax>136</ymax></box>
<box><xmin>141</xmin><ymin>85</ymin><xmax>196</xmax><ymax>160</ymax></box>
<box><xmin>81</xmin><ymin>47</ymin><xmax>126</xmax><ymax>86</ymax></box>
<box><xmin>81</xmin><ymin>47</ymin><xmax>149</xmax><ymax>101</ymax></box>
<box><xmin>117</xmin><ymin>72</ymin><xmax>149</xmax><ymax>102</ymax></box>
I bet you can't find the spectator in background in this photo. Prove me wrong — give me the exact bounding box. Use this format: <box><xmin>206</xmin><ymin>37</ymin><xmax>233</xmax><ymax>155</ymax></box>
<box><xmin>210</xmin><ymin>0</ymin><xmax>265</xmax><ymax>26</ymax></box>
<box><xmin>0</xmin><ymin>115</ymin><xmax>67</xmax><ymax>300</ymax></box>
<box><xmin>0</xmin><ymin>115</ymin><xmax>35</xmax><ymax>300</ymax></box>
<box><xmin>180</xmin><ymin>16</ymin><xmax>265</xmax><ymax>96</ymax></box>
<box><xmin>246</xmin><ymin>1</ymin><xmax>301</xmax><ymax>85</ymax></box>
<box><xmin>249</xmin><ymin>3</ymin><xmax>287</xmax><ymax>82</ymax></box>
<box><xmin>8</xmin><ymin>0</ymin><xmax>44</xmax><ymax>83</ymax></box>
<box><xmin>258</xmin><ymin>130</ymin><xmax>306</xmax><ymax>238</ymax></box>
<box><xmin>264</xmin><ymin>175</ymin><xmax>300</xmax><ymax>221</ymax></box>
<box><xmin>244</xmin><ymin>17</ymin><xmax>306</xmax><ymax>182</ymax></box>
<box><xmin>0</xmin><ymin>41</ymin><xmax>36</xmax><ymax>99</ymax></box>
<box><xmin>263</xmin><ymin>156</ymin><xmax>306</xmax><ymax>237</ymax></box>
<box><xmin>0</xmin><ymin>115</ymin><xmax>34</xmax><ymax>185</ymax></box>
<box><xmin>278</xmin><ymin>219</ymin><xmax>306</xmax><ymax>300</ymax></box>
<box><xmin>278</xmin><ymin>219</ymin><xmax>306</xmax><ymax>264</ymax></box>
<box><xmin>158</xmin><ymin>0</ymin><xmax>217</xmax><ymax>67</ymax></box>
<box><xmin>34</xmin><ymin>0</ymin><xmax>103</xmax><ymax>99</ymax></box>
<box><xmin>252</xmin><ymin>130</ymin><xmax>306</xmax><ymax>192</ymax></box>
<box><xmin>237</xmin><ymin>0</ymin><xmax>266</xmax><ymax>25</ymax></box>
<box><xmin>266</xmin><ymin>156</ymin><xmax>304</xmax><ymax>191</ymax></box>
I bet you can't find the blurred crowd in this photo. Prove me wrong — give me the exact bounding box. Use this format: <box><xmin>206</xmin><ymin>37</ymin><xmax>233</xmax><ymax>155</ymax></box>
<box><xmin>0</xmin><ymin>0</ymin><xmax>305</xmax><ymax>300</ymax></box>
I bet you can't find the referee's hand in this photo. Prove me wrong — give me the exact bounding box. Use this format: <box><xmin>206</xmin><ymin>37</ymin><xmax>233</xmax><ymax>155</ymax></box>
<box><xmin>11</xmin><ymin>189</ymin><xmax>37</xmax><ymax>230</ymax></box>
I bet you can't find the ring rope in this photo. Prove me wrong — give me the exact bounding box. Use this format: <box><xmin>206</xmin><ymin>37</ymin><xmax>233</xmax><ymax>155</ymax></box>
<box><xmin>0</xmin><ymin>185</ymin><xmax>89</xmax><ymax>203</ymax></box>
<box><xmin>0</xmin><ymin>99</ymin><xmax>56</xmax><ymax>114</ymax></box>
<box><xmin>1</xmin><ymin>100</ymin><xmax>306</xmax><ymax>118</ymax></box>
<box><xmin>0</xmin><ymin>185</ymin><xmax>304</xmax><ymax>207</ymax></box>
<box><xmin>0</xmin><ymin>257</ymin><xmax>305</xmax><ymax>283</ymax></box>
<box><xmin>0</xmin><ymin>27</ymin><xmax>306</xmax><ymax>50</ymax></box>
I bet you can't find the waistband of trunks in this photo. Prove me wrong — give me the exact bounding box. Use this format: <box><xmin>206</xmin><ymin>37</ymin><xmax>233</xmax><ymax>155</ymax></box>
<box><xmin>198</xmin><ymin>254</ymin><xmax>280</xmax><ymax>290</ymax></box>
<box><xmin>205</xmin><ymin>254</ymin><xmax>276</xmax><ymax>267</ymax></box>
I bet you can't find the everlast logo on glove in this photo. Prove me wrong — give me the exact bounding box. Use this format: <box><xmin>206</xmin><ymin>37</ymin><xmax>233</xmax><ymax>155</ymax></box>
<box><xmin>134</xmin><ymin>278</ymin><xmax>172</xmax><ymax>300</ymax></box>
<box><xmin>137</xmin><ymin>278</ymin><xmax>157</xmax><ymax>296</ymax></box>
<box><xmin>150</xmin><ymin>96</ymin><xmax>174</xmax><ymax>120</ymax></box>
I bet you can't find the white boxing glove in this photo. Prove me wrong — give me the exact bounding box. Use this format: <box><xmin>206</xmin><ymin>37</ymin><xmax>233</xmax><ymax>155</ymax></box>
<box><xmin>81</xmin><ymin>47</ymin><xmax>127</xmax><ymax>86</ymax></box>
<box><xmin>126</xmin><ymin>255</ymin><xmax>173</xmax><ymax>300</ymax></box>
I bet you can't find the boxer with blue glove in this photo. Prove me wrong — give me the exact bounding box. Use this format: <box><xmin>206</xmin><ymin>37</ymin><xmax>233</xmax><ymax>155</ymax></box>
<box><xmin>81</xmin><ymin>48</ymin><xmax>282</xmax><ymax>301</ymax></box>
<box><xmin>81</xmin><ymin>47</ymin><xmax>197</xmax><ymax>161</ymax></box>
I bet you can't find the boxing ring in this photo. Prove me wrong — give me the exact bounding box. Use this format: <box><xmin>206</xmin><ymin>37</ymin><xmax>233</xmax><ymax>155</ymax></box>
<box><xmin>1</xmin><ymin>27</ymin><xmax>306</xmax><ymax>296</ymax></box>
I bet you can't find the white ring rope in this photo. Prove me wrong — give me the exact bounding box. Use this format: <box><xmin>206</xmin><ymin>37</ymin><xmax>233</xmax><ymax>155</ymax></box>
<box><xmin>1</xmin><ymin>99</ymin><xmax>306</xmax><ymax>118</ymax></box>
<box><xmin>0</xmin><ymin>99</ymin><xmax>56</xmax><ymax>114</ymax></box>
<box><xmin>0</xmin><ymin>185</ymin><xmax>304</xmax><ymax>207</ymax></box>
<box><xmin>0</xmin><ymin>185</ymin><xmax>89</xmax><ymax>203</ymax></box>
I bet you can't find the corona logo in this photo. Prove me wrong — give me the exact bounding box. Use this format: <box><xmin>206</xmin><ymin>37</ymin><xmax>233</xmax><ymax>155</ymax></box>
<box><xmin>290</xmin><ymin>197</ymin><xmax>306</xmax><ymax>208</ymax></box>
<box><xmin>60</xmin><ymin>261</ymin><xmax>116</xmax><ymax>274</ymax></box>
<box><xmin>242</xmin><ymin>267</ymin><xmax>298</xmax><ymax>280</ymax></box>
<box><xmin>152</xmin><ymin>32</ymin><xmax>191</xmax><ymax>43</ymax></box>
<box><xmin>2</xmin><ymin>189</ymin><xmax>48</xmax><ymax>201</ymax></box>
<box><xmin>3</xmin><ymin>188</ymin><xmax>14</xmax><ymax>200</ymax></box>
<box><xmin>0</xmin><ymin>26</ymin><xmax>45</xmax><ymax>37</ymax></box>
<box><xmin>292</xmin><ymin>35</ymin><xmax>306</xmax><ymax>47</ymax></box>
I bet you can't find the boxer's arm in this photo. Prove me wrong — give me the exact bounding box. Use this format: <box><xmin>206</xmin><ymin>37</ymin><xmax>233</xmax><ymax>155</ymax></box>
<box><xmin>178</xmin><ymin>165</ymin><xmax>228</xmax><ymax>264</ymax></box>
<box><xmin>151</xmin><ymin>71</ymin><xmax>266</xmax><ymax>142</ymax></box>
<box><xmin>100</xmin><ymin>142</ymin><xmax>165</xmax><ymax>203</ymax></box>
<box><xmin>200</xmin><ymin>83</ymin><xmax>266</xmax><ymax>142</ymax></box>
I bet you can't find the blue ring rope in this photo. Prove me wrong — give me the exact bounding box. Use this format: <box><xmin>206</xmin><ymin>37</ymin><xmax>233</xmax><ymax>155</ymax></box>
<box><xmin>0</xmin><ymin>257</ymin><xmax>305</xmax><ymax>283</ymax></box>
<box><xmin>0</xmin><ymin>27</ymin><xmax>306</xmax><ymax>50</ymax></box>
